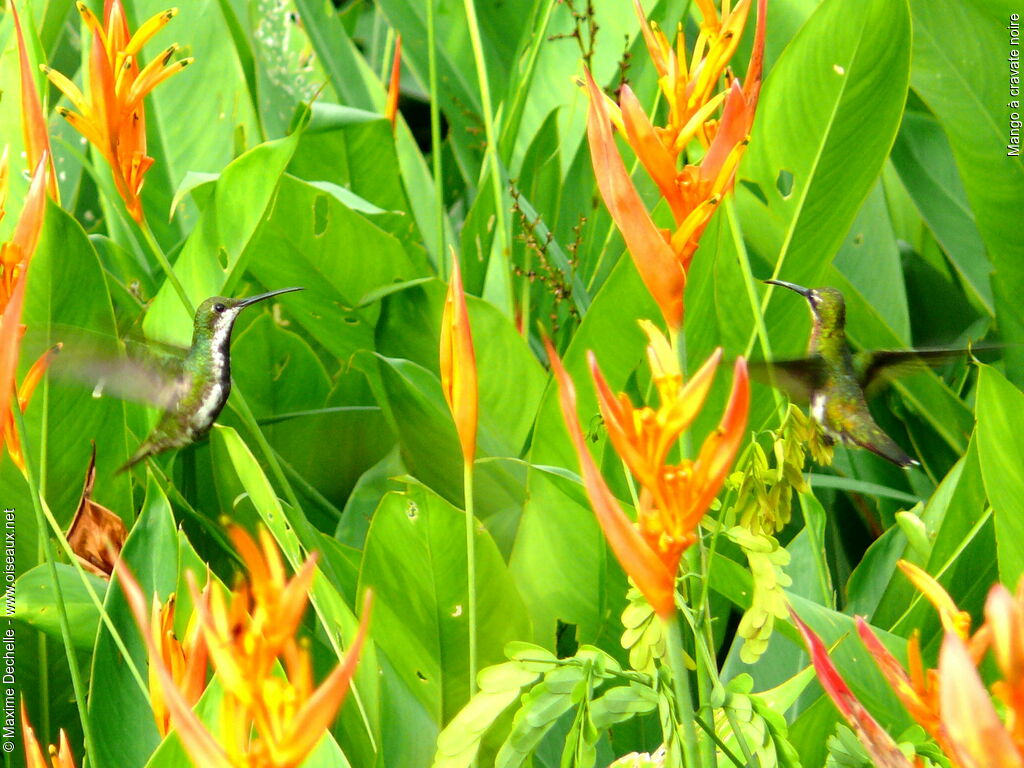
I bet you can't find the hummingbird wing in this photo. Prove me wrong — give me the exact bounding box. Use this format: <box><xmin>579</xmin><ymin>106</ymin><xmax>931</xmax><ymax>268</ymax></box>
<box><xmin>46</xmin><ymin>327</ymin><xmax>188</xmax><ymax>411</ymax></box>
<box><xmin>748</xmin><ymin>357</ymin><xmax>828</xmax><ymax>403</ymax></box>
<box><xmin>854</xmin><ymin>347</ymin><xmax>979</xmax><ymax>399</ymax></box>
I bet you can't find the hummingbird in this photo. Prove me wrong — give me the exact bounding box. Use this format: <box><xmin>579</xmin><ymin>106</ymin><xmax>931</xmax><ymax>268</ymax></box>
<box><xmin>758</xmin><ymin>279</ymin><xmax>979</xmax><ymax>468</ymax></box>
<box><xmin>72</xmin><ymin>287</ymin><xmax>306</xmax><ymax>473</ymax></box>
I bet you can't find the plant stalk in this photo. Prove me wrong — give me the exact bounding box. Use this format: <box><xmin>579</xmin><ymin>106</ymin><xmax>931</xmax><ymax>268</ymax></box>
<box><xmin>664</xmin><ymin>614</ymin><xmax>701</xmax><ymax>768</ymax></box>
<box><xmin>464</xmin><ymin>460</ymin><xmax>479</xmax><ymax>699</ymax></box>
<box><xmin>137</xmin><ymin>219</ymin><xmax>194</xmax><ymax>317</ymax></box>
<box><xmin>462</xmin><ymin>0</ymin><xmax>511</xmax><ymax>314</ymax></box>
<box><xmin>426</xmin><ymin>0</ymin><xmax>446</xmax><ymax>274</ymax></box>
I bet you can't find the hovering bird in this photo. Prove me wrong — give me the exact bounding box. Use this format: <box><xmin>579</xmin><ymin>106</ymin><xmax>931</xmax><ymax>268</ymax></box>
<box><xmin>58</xmin><ymin>287</ymin><xmax>304</xmax><ymax>472</ymax></box>
<box><xmin>758</xmin><ymin>279</ymin><xmax>980</xmax><ymax>468</ymax></box>
<box><xmin>117</xmin><ymin>287</ymin><xmax>305</xmax><ymax>472</ymax></box>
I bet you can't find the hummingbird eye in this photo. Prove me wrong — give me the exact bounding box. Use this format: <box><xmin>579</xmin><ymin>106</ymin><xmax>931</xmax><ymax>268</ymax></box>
<box><xmin>214</xmin><ymin>303</ymin><xmax>226</xmax><ymax>313</ymax></box>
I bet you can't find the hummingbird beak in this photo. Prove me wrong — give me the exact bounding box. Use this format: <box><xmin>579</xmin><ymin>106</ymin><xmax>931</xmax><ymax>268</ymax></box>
<box><xmin>764</xmin><ymin>279</ymin><xmax>812</xmax><ymax>298</ymax></box>
<box><xmin>236</xmin><ymin>286</ymin><xmax>304</xmax><ymax>309</ymax></box>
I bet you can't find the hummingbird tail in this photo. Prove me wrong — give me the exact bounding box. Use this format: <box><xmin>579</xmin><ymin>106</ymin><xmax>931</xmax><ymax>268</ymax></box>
<box><xmin>115</xmin><ymin>445</ymin><xmax>150</xmax><ymax>475</ymax></box>
<box><xmin>846</xmin><ymin>429</ymin><xmax>919</xmax><ymax>468</ymax></box>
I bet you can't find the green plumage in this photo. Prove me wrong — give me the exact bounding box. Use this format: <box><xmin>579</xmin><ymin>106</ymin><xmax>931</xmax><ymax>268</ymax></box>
<box><xmin>118</xmin><ymin>288</ymin><xmax>303</xmax><ymax>473</ymax></box>
<box><xmin>754</xmin><ymin>281</ymin><xmax>978</xmax><ymax>468</ymax></box>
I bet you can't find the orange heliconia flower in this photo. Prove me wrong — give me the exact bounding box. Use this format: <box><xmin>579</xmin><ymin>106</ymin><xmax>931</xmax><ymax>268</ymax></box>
<box><xmin>149</xmin><ymin>589</ymin><xmax>211</xmax><ymax>738</ymax></box>
<box><xmin>11</xmin><ymin>1</ymin><xmax>59</xmax><ymax>201</ymax></box>
<box><xmin>120</xmin><ymin>526</ymin><xmax>372</xmax><ymax>768</ymax></box>
<box><xmin>440</xmin><ymin>253</ymin><xmax>478</xmax><ymax>467</ymax></box>
<box><xmin>0</xmin><ymin>153</ymin><xmax>56</xmax><ymax>472</ymax></box>
<box><xmin>385</xmin><ymin>34</ymin><xmax>403</xmax><ymax>128</ymax></box>
<box><xmin>584</xmin><ymin>0</ymin><xmax>766</xmax><ymax>329</ymax></box>
<box><xmin>44</xmin><ymin>0</ymin><xmax>192</xmax><ymax>223</ymax></box>
<box><xmin>800</xmin><ymin>564</ymin><xmax>1024</xmax><ymax>768</ymax></box>
<box><xmin>549</xmin><ymin>325</ymin><xmax>749</xmax><ymax>618</ymax></box>
<box><xmin>987</xmin><ymin>583</ymin><xmax>1024</xmax><ymax>750</ymax></box>
<box><xmin>21</xmin><ymin>701</ymin><xmax>77</xmax><ymax>768</ymax></box>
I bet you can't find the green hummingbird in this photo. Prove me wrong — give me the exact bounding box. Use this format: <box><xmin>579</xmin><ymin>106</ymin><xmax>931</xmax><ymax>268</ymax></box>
<box><xmin>758</xmin><ymin>279</ymin><xmax>979</xmax><ymax>468</ymax></box>
<box><xmin>54</xmin><ymin>287</ymin><xmax>305</xmax><ymax>473</ymax></box>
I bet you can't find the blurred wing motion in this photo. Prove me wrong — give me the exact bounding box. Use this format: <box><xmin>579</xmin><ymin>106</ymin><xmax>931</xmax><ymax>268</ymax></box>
<box><xmin>43</xmin><ymin>326</ymin><xmax>188</xmax><ymax>412</ymax></box>
<box><xmin>853</xmin><ymin>346</ymin><xmax>990</xmax><ymax>398</ymax></box>
<box><xmin>748</xmin><ymin>358</ymin><xmax>828</xmax><ymax>403</ymax></box>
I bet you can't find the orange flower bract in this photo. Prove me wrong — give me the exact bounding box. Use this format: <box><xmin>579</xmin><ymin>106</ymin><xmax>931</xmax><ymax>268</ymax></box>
<box><xmin>440</xmin><ymin>254</ymin><xmax>479</xmax><ymax>466</ymax></box>
<box><xmin>0</xmin><ymin>153</ymin><xmax>55</xmax><ymax>472</ymax></box>
<box><xmin>11</xmin><ymin>0</ymin><xmax>59</xmax><ymax>202</ymax></box>
<box><xmin>801</xmin><ymin>564</ymin><xmax>1024</xmax><ymax>768</ymax></box>
<box><xmin>44</xmin><ymin>0</ymin><xmax>193</xmax><ymax>223</ymax></box>
<box><xmin>120</xmin><ymin>527</ymin><xmax>372</xmax><ymax>768</ymax></box>
<box><xmin>792</xmin><ymin>611</ymin><xmax>913</xmax><ymax>768</ymax></box>
<box><xmin>22</xmin><ymin>701</ymin><xmax>77</xmax><ymax>768</ymax></box>
<box><xmin>549</xmin><ymin>325</ymin><xmax>749</xmax><ymax>618</ymax></box>
<box><xmin>385</xmin><ymin>34</ymin><xmax>403</xmax><ymax>128</ymax></box>
<box><xmin>584</xmin><ymin>0</ymin><xmax>766</xmax><ymax>329</ymax></box>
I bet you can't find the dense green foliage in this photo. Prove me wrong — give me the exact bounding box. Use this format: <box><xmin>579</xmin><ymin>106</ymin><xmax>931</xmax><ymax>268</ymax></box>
<box><xmin>0</xmin><ymin>0</ymin><xmax>1021</xmax><ymax>766</ymax></box>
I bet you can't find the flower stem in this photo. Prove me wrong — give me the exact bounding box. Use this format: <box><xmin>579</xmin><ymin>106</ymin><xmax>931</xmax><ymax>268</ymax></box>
<box><xmin>137</xmin><ymin>219</ymin><xmax>194</xmax><ymax>317</ymax></box>
<box><xmin>664</xmin><ymin>614</ymin><xmax>701</xmax><ymax>768</ymax></box>
<box><xmin>426</xmin><ymin>0</ymin><xmax>446</xmax><ymax>275</ymax></box>
<box><xmin>464</xmin><ymin>460</ymin><xmax>478</xmax><ymax>699</ymax></box>
<box><xmin>462</xmin><ymin>0</ymin><xmax>511</xmax><ymax>314</ymax></box>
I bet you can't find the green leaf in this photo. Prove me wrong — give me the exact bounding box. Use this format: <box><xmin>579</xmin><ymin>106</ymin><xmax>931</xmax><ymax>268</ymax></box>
<box><xmin>976</xmin><ymin>364</ymin><xmax>1024</xmax><ymax>585</ymax></box>
<box><xmin>737</xmin><ymin>0</ymin><xmax>912</xmax><ymax>355</ymax></box>
<box><xmin>14</xmin><ymin>204</ymin><xmax>131</xmax><ymax>573</ymax></box>
<box><xmin>246</xmin><ymin>174</ymin><xmax>422</xmax><ymax>361</ymax></box>
<box><xmin>890</xmin><ymin>111</ymin><xmax>992</xmax><ymax>314</ymax></box>
<box><xmin>357</xmin><ymin>480</ymin><xmax>531</xmax><ymax>725</ymax></box>
<box><xmin>910</xmin><ymin>0</ymin><xmax>1024</xmax><ymax>383</ymax></box>
<box><xmin>14</xmin><ymin>563</ymin><xmax>107</xmax><ymax>651</ymax></box>
<box><xmin>142</xmin><ymin>131</ymin><xmax>303</xmax><ymax>346</ymax></box>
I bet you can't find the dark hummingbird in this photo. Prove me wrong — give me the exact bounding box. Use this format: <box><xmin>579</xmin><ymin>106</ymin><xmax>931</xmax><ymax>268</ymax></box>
<box><xmin>98</xmin><ymin>287</ymin><xmax>305</xmax><ymax>472</ymax></box>
<box><xmin>758</xmin><ymin>280</ymin><xmax>979</xmax><ymax>468</ymax></box>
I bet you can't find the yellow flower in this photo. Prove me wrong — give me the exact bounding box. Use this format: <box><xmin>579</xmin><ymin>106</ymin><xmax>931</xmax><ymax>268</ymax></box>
<box><xmin>149</xmin><ymin>590</ymin><xmax>210</xmax><ymax>737</ymax></box>
<box><xmin>120</xmin><ymin>526</ymin><xmax>372</xmax><ymax>768</ymax></box>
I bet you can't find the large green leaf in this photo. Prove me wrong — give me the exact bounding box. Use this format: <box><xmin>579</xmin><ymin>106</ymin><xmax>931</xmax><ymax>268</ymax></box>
<box><xmin>509</xmin><ymin>466</ymin><xmax>628</xmax><ymax>652</ymax></box>
<box><xmin>290</xmin><ymin>0</ymin><xmax>449</xmax><ymax>265</ymax></box>
<box><xmin>910</xmin><ymin>0</ymin><xmax>1024</xmax><ymax>383</ymax></box>
<box><xmin>246</xmin><ymin>174</ymin><xmax>423</xmax><ymax>361</ymax></box>
<box><xmin>14</xmin><ymin>563</ymin><xmax>107</xmax><ymax>651</ymax></box>
<box><xmin>357</xmin><ymin>480</ymin><xmax>531</xmax><ymax>725</ymax></box>
<box><xmin>976</xmin><ymin>364</ymin><xmax>1024</xmax><ymax>585</ymax></box>
<box><xmin>142</xmin><ymin>131</ymin><xmax>303</xmax><ymax>346</ymax></box>
<box><xmin>12</xmin><ymin>204</ymin><xmax>131</xmax><ymax>572</ymax></box>
<box><xmin>890</xmin><ymin>111</ymin><xmax>993</xmax><ymax>315</ymax></box>
<box><xmin>737</xmin><ymin>0</ymin><xmax>912</xmax><ymax>355</ymax></box>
